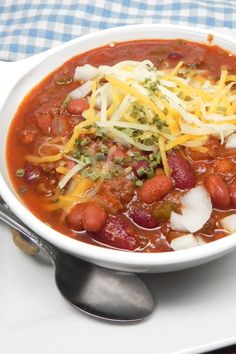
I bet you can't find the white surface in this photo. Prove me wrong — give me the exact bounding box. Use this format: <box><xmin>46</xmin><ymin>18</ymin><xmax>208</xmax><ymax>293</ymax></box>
<box><xmin>1</xmin><ymin>223</ymin><xmax>236</xmax><ymax>354</ymax></box>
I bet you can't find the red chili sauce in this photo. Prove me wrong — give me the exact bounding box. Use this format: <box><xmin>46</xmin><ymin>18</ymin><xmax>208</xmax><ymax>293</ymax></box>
<box><xmin>6</xmin><ymin>39</ymin><xmax>236</xmax><ymax>252</ymax></box>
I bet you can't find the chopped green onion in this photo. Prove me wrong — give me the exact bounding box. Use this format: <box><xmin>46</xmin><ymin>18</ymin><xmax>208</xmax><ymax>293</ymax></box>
<box><xmin>110</xmin><ymin>169</ymin><xmax>121</xmax><ymax>177</ymax></box>
<box><xmin>150</xmin><ymin>161</ymin><xmax>158</xmax><ymax>169</ymax></box>
<box><xmin>72</xmin><ymin>149</ymin><xmax>80</xmax><ymax>159</ymax></box>
<box><xmin>84</xmin><ymin>156</ymin><xmax>93</xmax><ymax>165</ymax></box>
<box><xmin>137</xmin><ymin>167</ymin><xmax>147</xmax><ymax>176</ymax></box>
<box><xmin>123</xmin><ymin>156</ymin><xmax>132</xmax><ymax>164</ymax></box>
<box><xmin>146</xmin><ymin>167</ymin><xmax>155</xmax><ymax>178</ymax></box>
<box><xmin>100</xmin><ymin>144</ymin><xmax>109</xmax><ymax>154</ymax></box>
<box><xmin>96</xmin><ymin>152</ymin><xmax>105</xmax><ymax>161</ymax></box>
<box><xmin>95</xmin><ymin>128</ymin><xmax>104</xmax><ymax>138</ymax></box>
<box><xmin>74</xmin><ymin>138</ymin><xmax>81</xmax><ymax>146</ymax></box>
<box><xmin>104</xmin><ymin>173</ymin><xmax>112</xmax><ymax>180</ymax></box>
<box><xmin>125</xmin><ymin>166</ymin><xmax>132</xmax><ymax>174</ymax></box>
<box><xmin>114</xmin><ymin>156</ymin><xmax>123</xmax><ymax>164</ymax></box>
<box><xmin>81</xmin><ymin>169</ymin><xmax>90</xmax><ymax>177</ymax></box>
<box><xmin>135</xmin><ymin>155</ymin><xmax>147</xmax><ymax>162</ymax></box>
<box><xmin>18</xmin><ymin>186</ymin><xmax>27</xmax><ymax>194</ymax></box>
<box><xmin>89</xmin><ymin>171</ymin><xmax>100</xmax><ymax>181</ymax></box>
<box><xmin>135</xmin><ymin>180</ymin><xmax>143</xmax><ymax>187</ymax></box>
<box><xmin>80</xmin><ymin>137</ymin><xmax>91</xmax><ymax>147</ymax></box>
<box><xmin>16</xmin><ymin>168</ymin><xmax>25</xmax><ymax>178</ymax></box>
<box><xmin>134</xmin><ymin>152</ymin><xmax>141</xmax><ymax>158</ymax></box>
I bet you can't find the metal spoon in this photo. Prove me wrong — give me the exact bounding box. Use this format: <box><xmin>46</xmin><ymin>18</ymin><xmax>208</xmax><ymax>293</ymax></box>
<box><xmin>0</xmin><ymin>202</ymin><xmax>155</xmax><ymax>322</ymax></box>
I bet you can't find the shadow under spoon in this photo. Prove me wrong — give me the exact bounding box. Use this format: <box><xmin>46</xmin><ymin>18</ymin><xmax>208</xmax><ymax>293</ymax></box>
<box><xmin>0</xmin><ymin>202</ymin><xmax>155</xmax><ymax>322</ymax></box>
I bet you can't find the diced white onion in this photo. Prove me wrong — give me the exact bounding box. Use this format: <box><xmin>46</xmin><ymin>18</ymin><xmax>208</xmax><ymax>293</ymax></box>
<box><xmin>58</xmin><ymin>162</ymin><xmax>86</xmax><ymax>189</ymax></box>
<box><xmin>220</xmin><ymin>214</ymin><xmax>236</xmax><ymax>233</ymax></box>
<box><xmin>195</xmin><ymin>235</ymin><xmax>207</xmax><ymax>245</ymax></box>
<box><xmin>225</xmin><ymin>133</ymin><xmax>236</xmax><ymax>149</ymax></box>
<box><xmin>113</xmin><ymin>60</ymin><xmax>144</xmax><ymax>69</ymax></box>
<box><xmin>170</xmin><ymin>234</ymin><xmax>199</xmax><ymax>250</ymax></box>
<box><xmin>69</xmin><ymin>81</ymin><xmax>92</xmax><ymax>99</ymax></box>
<box><xmin>170</xmin><ymin>213</ymin><xmax>188</xmax><ymax>233</ymax></box>
<box><xmin>170</xmin><ymin>185</ymin><xmax>212</xmax><ymax>233</ymax></box>
<box><xmin>74</xmin><ymin>64</ymin><xmax>99</xmax><ymax>81</ymax></box>
<box><xmin>94</xmin><ymin>84</ymin><xmax>112</xmax><ymax>109</ymax></box>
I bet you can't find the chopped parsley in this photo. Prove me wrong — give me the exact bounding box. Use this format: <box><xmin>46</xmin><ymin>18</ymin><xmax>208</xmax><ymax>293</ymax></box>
<box><xmin>18</xmin><ymin>186</ymin><xmax>27</xmax><ymax>194</ymax></box>
<box><xmin>135</xmin><ymin>180</ymin><xmax>143</xmax><ymax>187</ymax></box>
<box><xmin>95</xmin><ymin>152</ymin><xmax>105</xmax><ymax>161</ymax></box>
<box><xmin>16</xmin><ymin>168</ymin><xmax>25</xmax><ymax>178</ymax></box>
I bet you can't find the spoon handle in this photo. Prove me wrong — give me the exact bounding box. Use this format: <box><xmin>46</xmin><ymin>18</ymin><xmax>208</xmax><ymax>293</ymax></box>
<box><xmin>0</xmin><ymin>202</ymin><xmax>59</xmax><ymax>262</ymax></box>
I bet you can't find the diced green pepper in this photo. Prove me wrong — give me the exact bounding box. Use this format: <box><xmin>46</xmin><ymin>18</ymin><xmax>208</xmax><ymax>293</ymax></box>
<box><xmin>152</xmin><ymin>201</ymin><xmax>176</xmax><ymax>223</ymax></box>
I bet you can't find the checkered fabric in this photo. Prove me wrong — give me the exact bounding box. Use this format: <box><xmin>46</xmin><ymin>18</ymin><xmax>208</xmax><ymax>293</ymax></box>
<box><xmin>0</xmin><ymin>0</ymin><xmax>236</xmax><ymax>61</ymax></box>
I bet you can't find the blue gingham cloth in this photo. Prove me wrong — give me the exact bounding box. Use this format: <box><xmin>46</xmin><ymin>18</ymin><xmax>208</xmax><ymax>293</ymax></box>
<box><xmin>0</xmin><ymin>0</ymin><xmax>236</xmax><ymax>61</ymax></box>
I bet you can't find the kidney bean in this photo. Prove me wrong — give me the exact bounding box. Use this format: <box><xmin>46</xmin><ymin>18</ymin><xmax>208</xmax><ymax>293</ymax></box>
<box><xmin>66</xmin><ymin>203</ymin><xmax>87</xmax><ymax>231</ymax></box>
<box><xmin>92</xmin><ymin>215</ymin><xmax>141</xmax><ymax>250</ymax></box>
<box><xmin>168</xmin><ymin>152</ymin><xmax>196</xmax><ymax>189</ymax></box>
<box><xmin>229</xmin><ymin>180</ymin><xmax>236</xmax><ymax>207</ymax></box>
<box><xmin>82</xmin><ymin>202</ymin><xmax>108</xmax><ymax>232</ymax></box>
<box><xmin>67</xmin><ymin>98</ymin><xmax>89</xmax><ymax>115</ymax></box>
<box><xmin>167</xmin><ymin>52</ymin><xmax>183</xmax><ymax>61</ymax></box>
<box><xmin>138</xmin><ymin>175</ymin><xmax>173</xmax><ymax>204</ymax></box>
<box><xmin>205</xmin><ymin>174</ymin><xmax>230</xmax><ymax>208</ymax></box>
<box><xmin>24</xmin><ymin>163</ymin><xmax>42</xmax><ymax>183</ymax></box>
<box><xmin>128</xmin><ymin>204</ymin><xmax>157</xmax><ymax>229</ymax></box>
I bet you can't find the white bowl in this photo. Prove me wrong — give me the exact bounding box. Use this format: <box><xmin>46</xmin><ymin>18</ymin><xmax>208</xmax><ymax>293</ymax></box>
<box><xmin>1</xmin><ymin>24</ymin><xmax>236</xmax><ymax>273</ymax></box>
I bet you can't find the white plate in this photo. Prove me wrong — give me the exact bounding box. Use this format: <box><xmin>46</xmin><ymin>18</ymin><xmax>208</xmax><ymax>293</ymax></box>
<box><xmin>1</xmin><ymin>223</ymin><xmax>236</xmax><ymax>354</ymax></box>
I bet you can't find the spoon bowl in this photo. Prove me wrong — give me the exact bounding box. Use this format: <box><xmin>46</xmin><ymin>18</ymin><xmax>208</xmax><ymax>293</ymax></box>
<box><xmin>0</xmin><ymin>201</ymin><xmax>155</xmax><ymax>322</ymax></box>
<box><xmin>55</xmin><ymin>253</ymin><xmax>155</xmax><ymax>321</ymax></box>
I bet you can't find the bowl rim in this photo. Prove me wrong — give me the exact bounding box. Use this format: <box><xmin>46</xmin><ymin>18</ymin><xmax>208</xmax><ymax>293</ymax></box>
<box><xmin>1</xmin><ymin>23</ymin><xmax>236</xmax><ymax>268</ymax></box>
